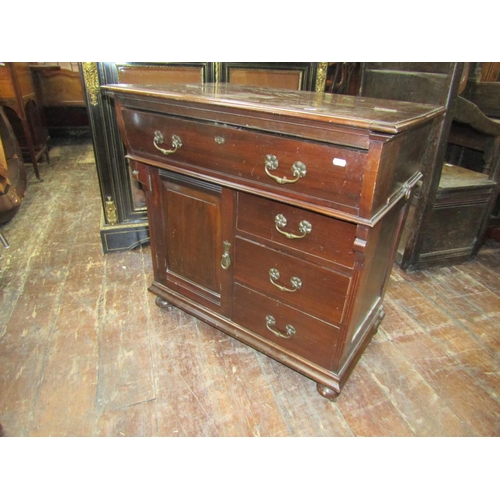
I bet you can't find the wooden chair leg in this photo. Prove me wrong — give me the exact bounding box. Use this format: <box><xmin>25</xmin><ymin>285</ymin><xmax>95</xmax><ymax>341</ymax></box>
<box><xmin>20</xmin><ymin>118</ymin><xmax>43</xmax><ymax>181</ymax></box>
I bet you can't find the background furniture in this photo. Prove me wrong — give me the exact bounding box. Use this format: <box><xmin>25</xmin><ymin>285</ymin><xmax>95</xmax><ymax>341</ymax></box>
<box><xmin>30</xmin><ymin>63</ymin><xmax>89</xmax><ymax>137</ymax></box>
<box><xmin>0</xmin><ymin>62</ymin><xmax>49</xmax><ymax>181</ymax></box>
<box><xmin>425</xmin><ymin>94</ymin><xmax>500</xmax><ymax>264</ymax></box>
<box><xmin>326</xmin><ymin>62</ymin><xmax>360</xmax><ymax>95</ymax></box>
<box><xmin>105</xmin><ymin>83</ymin><xmax>441</xmax><ymax>399</ymax></box>
<box><xmin>358</xmin><ymin>62</ymin><xmax>500</xmax><ymax>269</ymax></box>
<box><xmin>359</xmin><ymin>63</ymin><xmax>464</xmax><ymax>269</ymax></box>
<box><xmin>81</xmin><ymin>62</ymin><xmax>328</xmax><ymax>253</ymax></box>
<box><xmin>460</xmin><ymin>63</ymin><xmax>500</xmax><ymax>242</ymax></box>
<box><xmin>0</xmin><ymin>105</ymin><xmax>27</xmax><ymax>224</ymax></box>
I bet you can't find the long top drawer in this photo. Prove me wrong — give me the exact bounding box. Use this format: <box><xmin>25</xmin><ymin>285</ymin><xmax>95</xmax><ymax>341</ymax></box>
<box><xmin>106</xmin><ymin>83</ymin><xmax>443</xmax><ymax>222</ymax></box>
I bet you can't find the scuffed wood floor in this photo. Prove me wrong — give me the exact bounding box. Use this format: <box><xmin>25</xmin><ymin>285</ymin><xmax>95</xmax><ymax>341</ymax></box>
<box><xmin>1</xmin><ymin>137</ymin><xmax>499</xmax><ymax>437</ymax></box>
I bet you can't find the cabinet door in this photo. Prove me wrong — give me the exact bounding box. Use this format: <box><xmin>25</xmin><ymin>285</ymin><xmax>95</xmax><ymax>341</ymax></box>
<box><xmin>152</xmin><ymin>169</ymin><xmax>234</xmax><ymax>317</ymax></box>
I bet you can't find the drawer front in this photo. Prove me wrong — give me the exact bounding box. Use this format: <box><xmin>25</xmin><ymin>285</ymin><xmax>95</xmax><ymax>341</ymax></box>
<box><xmin>237</xmin><ymin>192</ymin><xmax>356</xmax><ymax>269</ymax></box>
<box><xmin>233</xmin><ymin>284</ymin><xmax>338</xmax><ymax>370</ymax></box>
<box><xmin>120</xmin><ymin>108</ymin><xmax>366</xmax><ymax>212</ymax></box>
<box><xmin>235</xmin><ymin>237</ymin><xmax>349</xmax><ymax>325</ymax></box>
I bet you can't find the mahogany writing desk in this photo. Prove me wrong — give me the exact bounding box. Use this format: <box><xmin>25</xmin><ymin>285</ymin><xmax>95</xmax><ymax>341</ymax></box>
<box><xmin>104</xmin><ymin>83</ymin><xmax>442</xmax><ymax>400</ymax></box>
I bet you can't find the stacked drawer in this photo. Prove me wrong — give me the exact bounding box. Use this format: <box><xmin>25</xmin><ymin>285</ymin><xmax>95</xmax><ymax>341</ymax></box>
<box><xmin>233</xmin><ymin>192</ymin><xmax>357</xmax><ymax>369</ymax></box>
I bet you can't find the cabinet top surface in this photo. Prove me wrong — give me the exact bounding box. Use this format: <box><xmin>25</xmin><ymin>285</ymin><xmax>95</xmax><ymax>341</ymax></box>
<box><xmin>102</xmin><ymin>83</ymin><xmax>443</xmax><ymax>134</ymax></box>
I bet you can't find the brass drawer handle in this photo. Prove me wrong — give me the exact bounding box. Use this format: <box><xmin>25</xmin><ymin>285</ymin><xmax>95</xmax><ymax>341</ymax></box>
<box><xmin>265</xmin><ymin>155</ymin><xmax>306</xmax><ymax>185</ymax></box>
<box><xmin>269</xmin><ymin>268</ymin><xmax>302</xmax><ymax>292</ymax></box>
<box><xmin>153</xmin><ymin>130</ymin><xmax>183</xmax><ymax>155</ymax></box>
<box><xmin>220</xmin><ymin>241</ymin><xmax>231</xmax><ymax>270</ymax></box>
<box><xmin>266</xmin><ymin>315</ymin><xmax>296</xmax><ymax>339</ymax></box>
<box><xmin>274</xmin><ymin>214</ymin><xmax>312</xmax><ymax>239</ymax></box>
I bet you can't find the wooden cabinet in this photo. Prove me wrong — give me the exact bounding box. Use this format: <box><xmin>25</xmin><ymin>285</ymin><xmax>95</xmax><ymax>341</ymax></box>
<box><xmin>105</xmin><ymin>83</ymin><xmax>441</xmax><ymax>400</ymax></box>
<box><xmin>30</xmin><ymin>63</ymin><xmax>89</xmax><ymax>136</ymax></box>
<box><xmin>81</xmin><ymin>62</ymin><xmax>327</xmax><ymax>252</ymax></box>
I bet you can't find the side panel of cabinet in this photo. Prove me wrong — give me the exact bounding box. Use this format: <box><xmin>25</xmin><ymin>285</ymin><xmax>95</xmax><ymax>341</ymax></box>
<box><xmin>151</xmin><ymin>169</ymin><xmax>234</xmax><ymax>318</ymax></box>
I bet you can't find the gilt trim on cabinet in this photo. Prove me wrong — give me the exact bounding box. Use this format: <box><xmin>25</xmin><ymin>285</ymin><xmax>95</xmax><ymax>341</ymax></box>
<box><xmin>315</xmin><ymin>62</ymin><xmax>328</xmax><ymax>92</ymax></box>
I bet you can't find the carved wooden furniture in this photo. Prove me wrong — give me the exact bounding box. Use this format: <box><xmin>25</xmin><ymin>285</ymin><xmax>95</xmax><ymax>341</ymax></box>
<box><xmin>460</xmin><ymin>64</ymin><xmax>500</xmax><ymax>242</ymax></box>
<box><xmin>104</xmin><ymin>82</ymin><xmax>442</xmax><ymax>400</ymax></box>
<box><xmin>427</xmin><ymin>97</ymin><xmax>500</xmax><ymax>262</ymax></box>
<box><xmin>400</xmin><ymin>97</ymin><xmax>500</xmax><ymax>267</ymax></box>
<box><xmin>81</xmin><ymin>63</ymin><xmax>328</xmax><ymax>252</ymax></box>
<box><xmin>360</xmin><ymin>62</ymin><xmax>500</xmax><ymax>268</ymax></box>
<box><xmin>0</xmin><ymin>62</ymin><xmax>49</xmax><ymax>181</ymax></box>
<box><xmin>359</xmin><ymin>63</ymin><xmax>470</xmax><ymax>270</ymax></box>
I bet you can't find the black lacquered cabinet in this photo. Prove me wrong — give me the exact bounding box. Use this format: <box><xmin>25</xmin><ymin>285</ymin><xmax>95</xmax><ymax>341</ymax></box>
<box><xmin>81</xmin><ymin>62</ymin><xmax>327</xmax><ymax>252</ymax></box>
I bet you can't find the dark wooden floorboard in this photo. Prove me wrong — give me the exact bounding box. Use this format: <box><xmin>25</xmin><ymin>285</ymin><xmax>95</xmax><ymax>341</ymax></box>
<box><xmin>1</xmin><ymin>138</ymin><xmax>499</xmax><ymax>437</ymax></box>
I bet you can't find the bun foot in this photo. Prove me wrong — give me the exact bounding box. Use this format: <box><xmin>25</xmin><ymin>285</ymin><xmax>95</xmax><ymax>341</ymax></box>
<box><xmin>155</xmin><ymin>296</ymin><xmax>171</xmax><ymax>310</ymax></box>
<box><xmin>316</xmin><ymin>383</ymin><xmax>340</xmax><ymax>401</ymax></box>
